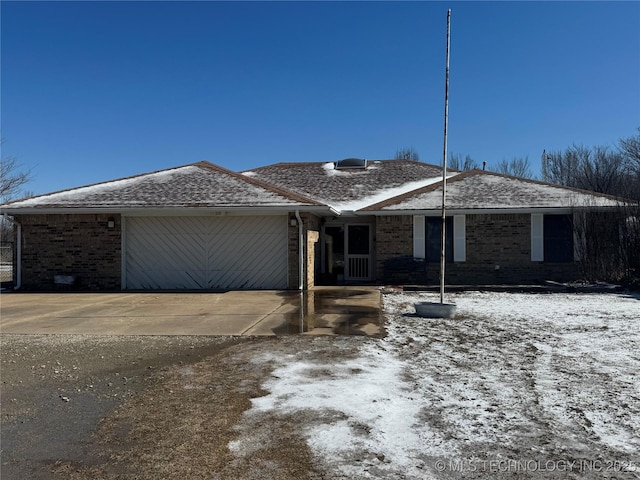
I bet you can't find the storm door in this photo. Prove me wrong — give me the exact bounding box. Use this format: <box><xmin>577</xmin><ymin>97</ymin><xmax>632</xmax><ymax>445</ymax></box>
<box><xmin>345</xmin><ymin>224</ymin><xmax>371</xmax><ymax>281</ymax></box>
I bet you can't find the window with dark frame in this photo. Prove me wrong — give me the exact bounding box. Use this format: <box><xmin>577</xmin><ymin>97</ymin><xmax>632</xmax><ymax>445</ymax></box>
<box><xmin>543</xmin><ymin>214</ymin><xmax>574</xmax><ymax>263</ymax></box>
<box><xmin>426</xmin><ymin>217</ymin><xmax>453</xmax><ymax>263</ymax></box>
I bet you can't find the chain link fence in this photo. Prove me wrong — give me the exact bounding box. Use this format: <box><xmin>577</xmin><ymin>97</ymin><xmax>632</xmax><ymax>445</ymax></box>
<box><xmin>0</xmin><ymin>244</ymin><xmax>14</xmax><ymax>284</ymax></box>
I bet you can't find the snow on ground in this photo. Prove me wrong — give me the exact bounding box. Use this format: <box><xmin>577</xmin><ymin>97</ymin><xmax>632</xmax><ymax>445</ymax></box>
<box><xmin>230</xmin><ymin>292</ymin><xmax>640</xmax><ymax>479</ymax></box>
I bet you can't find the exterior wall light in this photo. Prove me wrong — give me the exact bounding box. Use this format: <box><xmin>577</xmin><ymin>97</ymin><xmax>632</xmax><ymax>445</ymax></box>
<box><xmin>107</xmin><ymin>217</ymin><xmax>115</xmax><ymax>229</ymax></box>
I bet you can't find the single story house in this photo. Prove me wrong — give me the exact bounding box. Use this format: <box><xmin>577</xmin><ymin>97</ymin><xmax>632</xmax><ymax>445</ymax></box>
<box><xmin>0</xmin><ymin>159</ymin><xmax>621</xmax><ymax>290</ymax></box>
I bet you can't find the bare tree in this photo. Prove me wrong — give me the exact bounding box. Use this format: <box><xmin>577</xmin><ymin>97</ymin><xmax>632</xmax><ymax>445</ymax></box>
<box><xmin>544</xmin><ymin>135</ymin><xmax>640</xmax><ymax>288</ymax></box>
<box><xmin>492</xmin><ymin>156</ymin><xmax>533</xmax><ymax>178</ymax></box>
<box><xmin>1</xmin><ymin>155</ymin><xmax>32</xmax><ymax>202</ymax></box>
<box><xmin>541</xmin><ymin>147</ymin><xmax>582</xmax><ymax>188</ymax></box>
<box><xmin>617</xmin><ymin>129</ymin><xmax>640</xmax><ymax>286</ymax></box>
<box><xmin>448</xmin><ymin>154</ymin><xmax>533</xmax><ymax>178</ymax></box>
<box><xmin>541</xmin><ymin>144</ymin><xmax>629</xmax><ymax>196</ymax></box>
<box><xmin>572</xmin><ymin>196</ymin><xmax>640</xmax><ymax>287</ymax></box>
<box><xmin>618</xmin><ymin>128</ymin><xmax>640</xmax><ymax>200</ymax></box>
<box><xmin>581</xmin><ymin>146</ymin><xmax>628</xmax><ymax>195</ymax></box>
<box><xmin>394</xmin><ymin>147</ymin><xmax>419</xmax><ymax>161</ymax></box>
<box><xmin>448</xmin><ymin>153</ymin><xmax>478</xmax><ymax>171</ymax></box>
<box><xmin>1</xmin><ymin>148</ymin><xmax>33</xmax><ymax>272</ymax></box>
<box><xmin>573</xmin><ymin>208</ymin><xmax>626</xmax><ymax>283</ymax></box>
<box><xmin>619</xmin><ymin>127</ymin><xmax>640</xmax><ymax>170</ymax></box>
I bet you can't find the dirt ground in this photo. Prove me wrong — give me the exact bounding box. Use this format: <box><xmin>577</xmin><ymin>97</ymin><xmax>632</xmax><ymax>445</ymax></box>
<box><xmin>0</xmin><ymin>334</ymin><xmax>330</xmax><ymax>480</ymax></box>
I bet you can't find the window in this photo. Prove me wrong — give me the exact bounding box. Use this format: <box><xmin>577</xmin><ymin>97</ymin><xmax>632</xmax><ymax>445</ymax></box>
<box><xmin>414</xmin><ymin>215</ymin><xmax>465</xmax><ymax>262</ymax></box>
<box><xmin>531</xmin><ymin>214</ymin><xmax>574</xmax><ymax>262</ymax></box>
<box><xmin>426</xmin><ymin>217</ymin><xmax>453</xmax><ymax>263</ymax></box>
<box><xmin>544</xmin><ymin>214</ymin><xmax>574</xmax><ymax>262</ymax></box>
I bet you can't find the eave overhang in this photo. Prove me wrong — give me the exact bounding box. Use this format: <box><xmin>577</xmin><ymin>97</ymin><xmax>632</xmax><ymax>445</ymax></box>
<box><xmin>357</xmin><ymin>205</ymin><xmax>624</xmax><ymax>216</ymax></box>
<box><xmin>0</xmin><ymin>205</ymin><xmax>338</xmax><ymax>216</ymax></box>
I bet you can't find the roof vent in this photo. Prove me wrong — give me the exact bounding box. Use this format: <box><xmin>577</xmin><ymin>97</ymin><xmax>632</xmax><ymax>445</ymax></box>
<box><xmin>335</xmin><ymin>158</ymin><xmax>367</xmax><ymax>170</ymax></box>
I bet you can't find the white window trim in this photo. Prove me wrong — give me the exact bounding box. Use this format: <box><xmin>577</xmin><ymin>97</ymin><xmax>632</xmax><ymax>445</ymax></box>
<box><xmin>413</xmin><ymin>215</ymin><xmax>425</xmax><ymax>259</ymax></box>
<box><xmin>531</xmin><ymin>214</ymin><xmax>544</xmax><ymax>261</ymax></box>
<box><xmin>453</xmin><ymin>215</ymin><xmax>466</xmax><ymax>262</ymax></box>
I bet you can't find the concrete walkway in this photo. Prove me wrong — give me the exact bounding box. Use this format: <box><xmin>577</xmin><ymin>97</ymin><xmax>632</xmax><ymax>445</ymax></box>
<box><xmin>0</xmin><ymin>287</ymin><xmax>381</xmax><ymax>336</ymax></box>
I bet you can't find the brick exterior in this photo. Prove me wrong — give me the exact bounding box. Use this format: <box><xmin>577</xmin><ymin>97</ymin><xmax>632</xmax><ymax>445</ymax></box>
<box><xmin>375</xmin><ymin>215</ymin><xmax>416</xmax><ymax>283</ymax></box>
<box><xmin>17</xmin><ymin>212</ymin><xmax>318</xmax><ymax>292</ymax></box>
<box><xmin>376</xmin><ymin>213</ymin><xmax>580</xmax><ymax>285</ymax></box>
<box><xmin>15</xmin><ymin>214</ymin><xmax>121</xmax><ymax>290</ymax></box>
<box><xmin>287</xmin><ymin>212</ymin><xmax>321</xmax><ymax>289</ymax></box>
<box><xmin>14</xmin><ymin>211</ymin><xmax>582</xmax><ymax>291</ymax></box>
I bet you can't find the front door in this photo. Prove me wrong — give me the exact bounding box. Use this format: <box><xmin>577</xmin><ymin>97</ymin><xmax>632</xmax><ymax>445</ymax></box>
<box><xmin>322</xmin><ymin>223</ymin><xmax>372</xmax><ymax>283</ymax></box>
<box><xmin>345</xmin><ymin>224</ymin><xmax>371</xmax><ymax>281</ymax></box>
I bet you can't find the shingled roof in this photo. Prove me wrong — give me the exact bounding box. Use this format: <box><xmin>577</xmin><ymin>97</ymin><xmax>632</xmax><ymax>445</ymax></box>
<box><xmin>243</xmin><ymin>160</ymin><xmax>446</xmax><ymax>211</ymax></box>
<box><xmin>362</xmin><ymin>170</ymin><xmax>621</xmax><ymax>211</ymax></box>
<box><xmin>2</xmin><ymin>161</ymin><xmax>324</xmax><ymax>212</ymax></box>
<box><xmin>2</xmin><ymin>160</ymin><xmax>622</xmax><ymax>215</ymax></box>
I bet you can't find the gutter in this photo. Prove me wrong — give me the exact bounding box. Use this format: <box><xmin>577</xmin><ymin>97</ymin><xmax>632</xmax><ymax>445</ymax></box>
<box><xmin>295</xmin><ymin>210</ymin><xmax>303</xmax><ymax>291</ymax></box>
<box><xmin>359</xmin><ymin>207</ymin><xmax>605</xmax><ymax>216</ymax></box>
<box><xmin>0</xmin><ymin>205</ymin><xmax>337</xmax><ymax>216</ymax></box>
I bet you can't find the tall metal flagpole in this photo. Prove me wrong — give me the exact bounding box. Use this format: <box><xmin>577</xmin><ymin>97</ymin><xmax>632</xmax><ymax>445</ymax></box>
<box><xmin>440</xmin><ymin>9</ymin><xmax>451</xmax><ymax>304</ymax></box>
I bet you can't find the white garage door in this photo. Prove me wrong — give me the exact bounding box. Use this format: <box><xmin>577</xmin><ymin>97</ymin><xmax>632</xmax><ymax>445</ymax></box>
<box><xmin>125</xmin><ymin>216</ymin><xmax>288</xmax><ymax>289</ymax></box>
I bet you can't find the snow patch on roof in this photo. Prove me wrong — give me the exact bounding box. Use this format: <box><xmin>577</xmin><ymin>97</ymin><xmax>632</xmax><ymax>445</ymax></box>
<box><xmin>322</xmin><ymin>161</ymin><xmax>378</xmax><ymax>177</ymax></box>
<box><xmin>379</xmin><ymin>173</ymin><xmax>620</xmax><ymax>210</ymax></box>
<box><xmin>246</xmin><ymin>160</ymin><xmax>445</xmax><ymax>209</ymax></box>
<box><xmin>9</xmin><ymin>167</ymin><xmax>196</xmax><ymax>207</ymax></box>
<box><xmin>334</xmin><ymin>174</ymin><xmax>457</xmax><ymax>212</ymax></box>
<box><xmin>322</xmin><ymin>162</ymin><xmax>342</xmax><ymax>176</ymax></box>
<box><xmin>2</xmin><ymin>164</ymin><xmax>314</xmax><ymax>209</ymax></box>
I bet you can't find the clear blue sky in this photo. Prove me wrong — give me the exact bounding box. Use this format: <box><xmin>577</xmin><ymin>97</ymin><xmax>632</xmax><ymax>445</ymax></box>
<box><xmin>2</xmin><ymin>1</ymin><xmax>639</xmax><ymax>196</ymax></box>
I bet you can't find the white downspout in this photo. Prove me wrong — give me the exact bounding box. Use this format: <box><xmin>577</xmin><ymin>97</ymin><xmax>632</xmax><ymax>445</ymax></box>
<box><xmin>295</xmin><ymin>210</ymin><xmax>304</xmax><ymax>290</ymax></box>
<box><xmin>14</xmin><ymin>218</ymin><xmax>22</xmax><ymax>290</ymax></box>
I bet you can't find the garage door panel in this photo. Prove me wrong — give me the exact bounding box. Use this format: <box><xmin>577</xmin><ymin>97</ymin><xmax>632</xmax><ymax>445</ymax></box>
<box><xmin>205</xmin><ymin>227</ymin><xmax>287</xmax><ymax>289</ymax></box>
<box><xmin>127</xmin><ymin>230</ymin><xmax>207</xmax><ymax>280</ymax></box>
<box><xmin>131</xmin><ymin>267</ymin><xmax>207</xmax><ymax>290</ymax></box>
<box><xmin>126</xmin><ymin>216</ymin><xmax>287</xmax><ymax>290</ymax></box>
<box><xmin>127</xmin><ymin>219</ymin><xmax>202</xmax><ymax>264</ymax></box>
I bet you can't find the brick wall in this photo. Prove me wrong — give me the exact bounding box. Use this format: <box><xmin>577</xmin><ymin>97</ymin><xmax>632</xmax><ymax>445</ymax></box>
<box><xmin>287</xmin><ymin>212</ymin><xmax>320</xmax><ymax>289</ymax></box>
<box><xmin>15</xmin><ymin>212</ymin><xmax>581</xmax><ymax>290</ymax></box>
<box><xmin>376</xmin><ymin>213</ymin><xmax>580</xmax><ymax>285</ymax></box>
<box><xmin>16</xmin><ymin>214</ymin><xmax>121</xmax><ymax>290</ymax></box>
<box><xmin>375</xmin><ymin>215</ymin><xmax>422</xmax><ymax>283</ymax></box>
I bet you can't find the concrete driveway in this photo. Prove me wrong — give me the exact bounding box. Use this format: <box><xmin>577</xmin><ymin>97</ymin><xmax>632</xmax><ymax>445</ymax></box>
<box><xmin>0</xmin><ymin>287</ymin><xmax>381</xmax><ymax>336</ymax></box>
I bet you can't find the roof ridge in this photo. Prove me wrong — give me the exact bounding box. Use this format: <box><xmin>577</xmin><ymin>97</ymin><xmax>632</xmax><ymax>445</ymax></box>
<box><xmin>247</xmin><ymin>159</ymin><xmax>446</xmax><ymax>171</ymax></box>
<box><xmin>195</xmin><ymin>161</ymin><xmax>324</xmax><ymax>206</ymax></box>
<box><xmin>360</xmin><ymin>170</ymin><xmax>470</xmax><ymax>210</ymax></box>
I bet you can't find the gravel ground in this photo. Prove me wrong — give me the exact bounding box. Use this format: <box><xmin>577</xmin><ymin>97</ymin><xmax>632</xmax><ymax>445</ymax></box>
<box><xmin>1</xmin><ymin>334</ymin><xmax>323</xmax><ymax>480</ymax></box>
